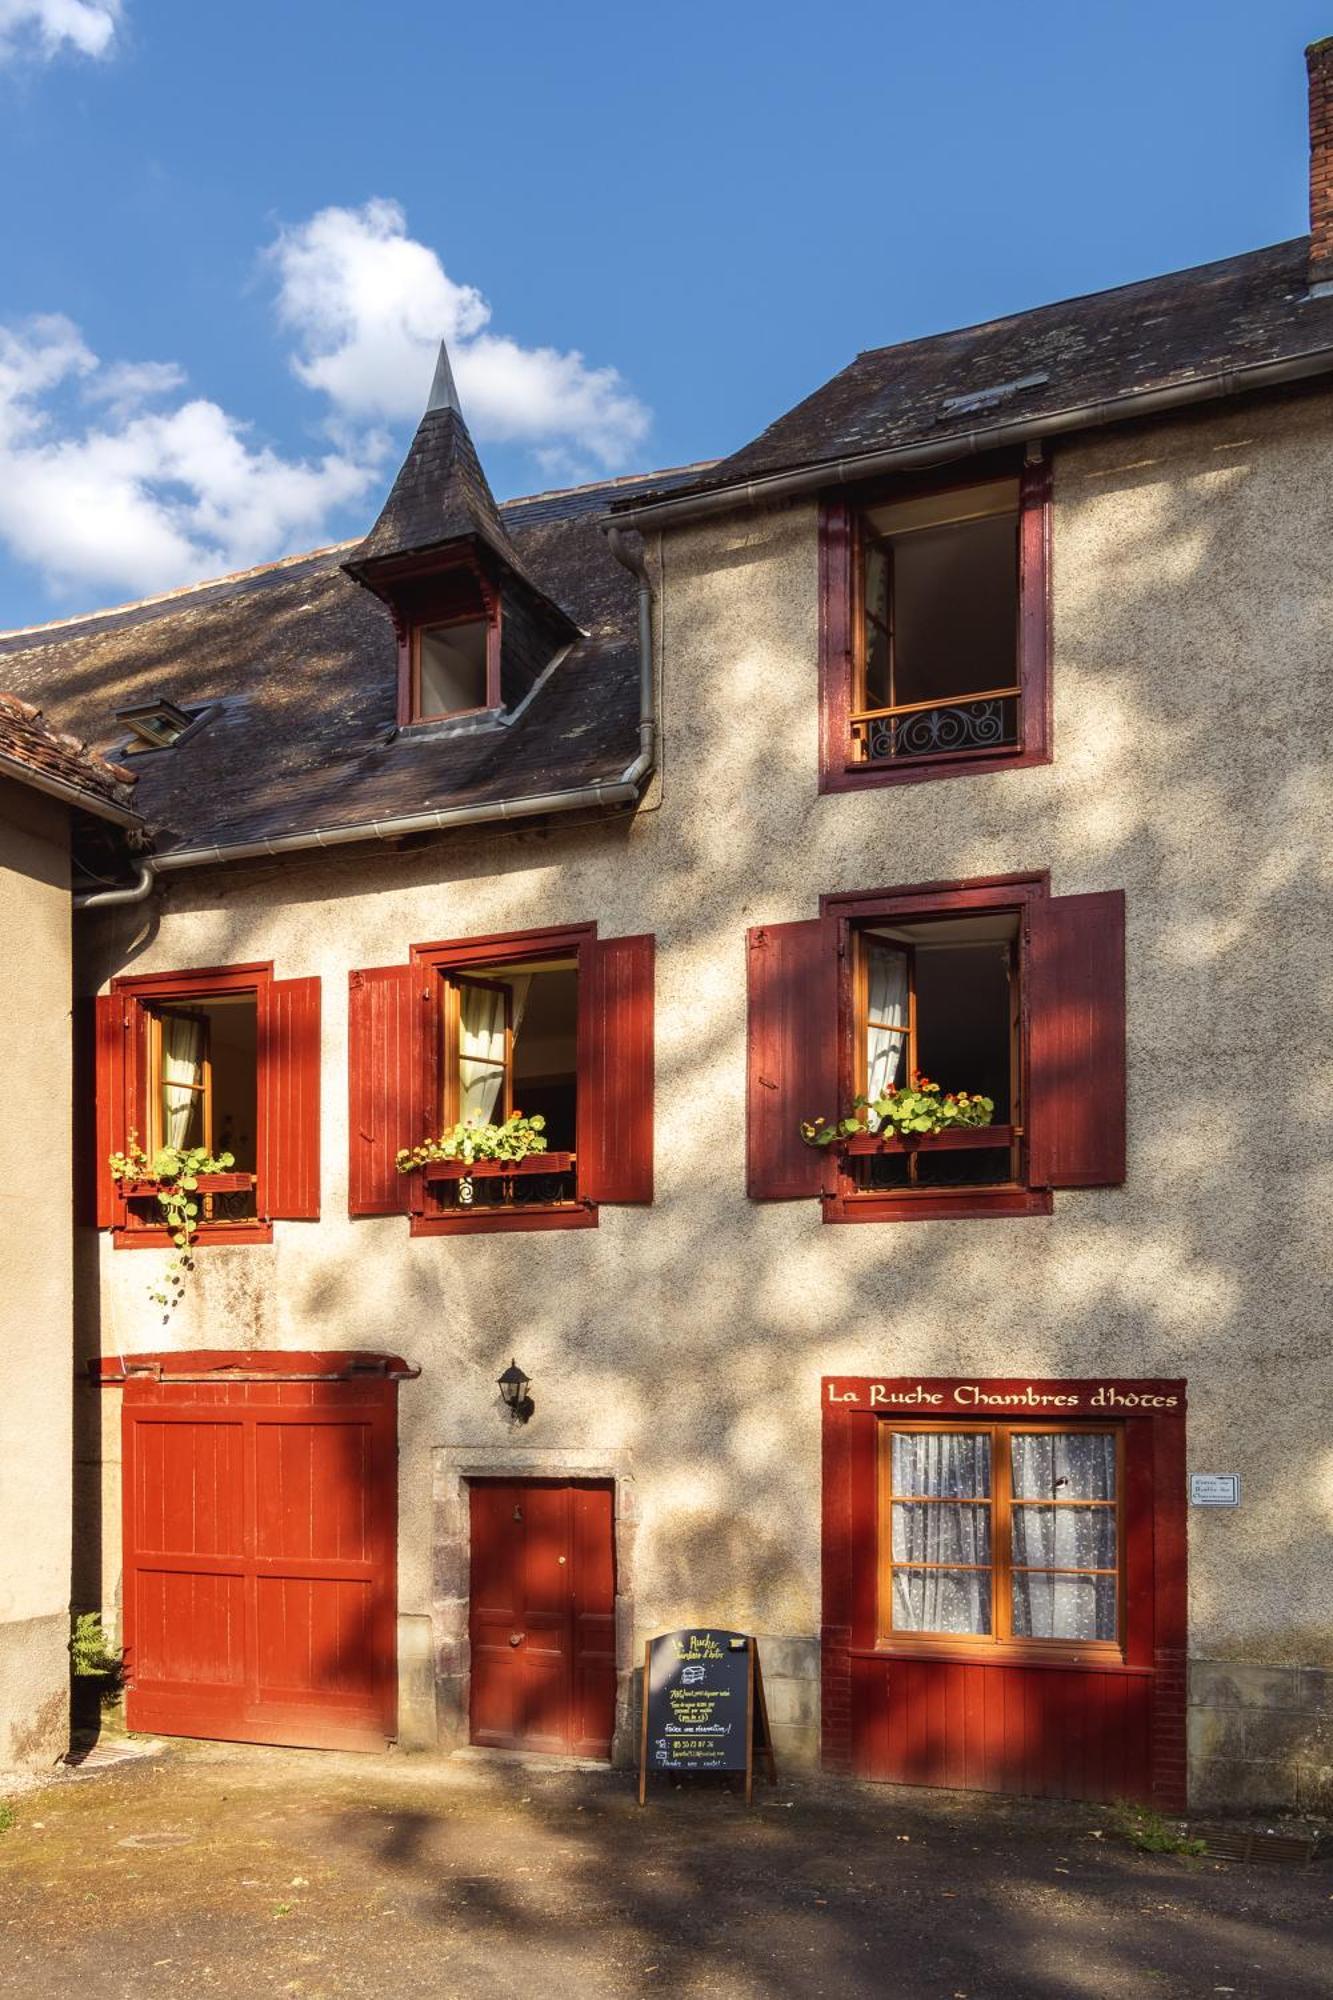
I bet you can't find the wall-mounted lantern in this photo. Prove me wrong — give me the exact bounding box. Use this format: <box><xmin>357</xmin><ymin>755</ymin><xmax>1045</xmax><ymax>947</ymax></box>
<box><xmin>497</xmin><ymin>1359</ymin><xmax>534</xmax><ymax>1424</ymax></box>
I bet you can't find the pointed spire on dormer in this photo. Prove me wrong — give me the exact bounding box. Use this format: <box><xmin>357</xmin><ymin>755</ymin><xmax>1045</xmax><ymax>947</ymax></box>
<box><xmin>343</xmin><ymin>344</ymin><xmax>522</xmax><ymax>584</ymax></box>
<box><xmin>425</xmin><ymin>338</ymin><xmax>462</xmax><ymax>415</ymax></box>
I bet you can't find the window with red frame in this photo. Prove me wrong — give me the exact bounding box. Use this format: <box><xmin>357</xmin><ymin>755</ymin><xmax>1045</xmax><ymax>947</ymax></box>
<box><xmin>91</xmin><ymin>962</ymin><xmax>321</xmax><ymax>1242</ymax></box>
<box><xmin>745</xmin><ymin>874</ymin><xmax>1124</xmax><ymax>1223</ymax></box>
<box><xmin>819</xmin><ymin>458</ymin><xmax>1051</xmax><ymax>791</ymax></box>
<box><xmin>347</xmin><ymin>923</ymin><xmax>653</xmax><ymax>1236</ymax></box>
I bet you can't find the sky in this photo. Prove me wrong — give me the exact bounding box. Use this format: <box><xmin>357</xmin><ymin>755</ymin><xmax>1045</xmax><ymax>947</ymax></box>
<box><xmin>0</xmin><ymin>0</ymin><xmax>1326</xmax><ymax>628</ymax></box>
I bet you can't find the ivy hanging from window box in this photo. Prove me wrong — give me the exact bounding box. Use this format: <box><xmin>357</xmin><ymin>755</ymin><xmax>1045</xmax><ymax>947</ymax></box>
<box><xmin>109</xmin><ymin>1134</ymin><xmax>239</xmax><ymax>1307</ymax></box>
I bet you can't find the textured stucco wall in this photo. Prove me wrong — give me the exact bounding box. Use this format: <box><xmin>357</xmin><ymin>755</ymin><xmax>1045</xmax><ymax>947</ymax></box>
<box><xmin>82</xmin><ymin>391</ymin><xmax>1333</xmax><ymax>1790</ymax></box>
<box><xmin>0</xmin><ymin>776</ymin><xmax>72</xmax><ymax>1769</ymax></box>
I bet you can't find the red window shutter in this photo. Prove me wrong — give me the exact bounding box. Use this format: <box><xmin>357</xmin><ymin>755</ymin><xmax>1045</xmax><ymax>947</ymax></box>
<box><xmin>348</xmin><ymin>964</ymin><xmax>429</xmax><ymax>1216</ymax></box>
<box><xmin>817</xmin><ymin>497</ymin><xmax>856</xmax><ymax>783</ymax></box>
<box><xmin>1027</xmin><ymin>890</ymin><xmax>1126</xmax><ymax>1189</ymax></box>
<box><xmin>746</xmin><ymin>917</ymin><xmax>840</xmax><ymax>1199</ymax></box>
<box><xmin>581</xmin><ymin>933</ymin><xmax>654</xmax><ymax>1205</ymax></box>
<box><xmin>258</xmin><ymin>976</ymin><xmax>321</xmax><ymax>1220</ymax></box>
<box><xmin>93</xmin><ymin>991</ymin><xmax>132</xmax><ymax>1229</ymax></box>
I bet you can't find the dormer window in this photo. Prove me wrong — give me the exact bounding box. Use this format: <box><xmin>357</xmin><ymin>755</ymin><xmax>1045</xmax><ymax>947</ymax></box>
<box><xmin>115</xmin><ymin>696</ymin><xmax>202</xmax><ymax>751</ymax></box>
<box><xmin>416</xmin><ymin>617</ymin><xmax>493</xmax><ymax>720</ymax></box>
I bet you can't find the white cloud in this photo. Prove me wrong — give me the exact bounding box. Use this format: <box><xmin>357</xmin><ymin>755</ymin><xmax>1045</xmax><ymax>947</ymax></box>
<box><xmin>0</xmin><ymin>0</ymin><xmax>121</xmax><ymax>62</ymax></box>
<box><xmin>0</xmin><ymin>315</ymin><xmax>380</xmax><ymax>601</ymax></box>
<box><xmin>269</xmin><ymin>199</ymin><xmax>650</xmax><ymax>469</ymax></box>
<box><xmin>0</xmin><ymin>200</ymin><xmax>652</xmax><ymax>607</ymax></box>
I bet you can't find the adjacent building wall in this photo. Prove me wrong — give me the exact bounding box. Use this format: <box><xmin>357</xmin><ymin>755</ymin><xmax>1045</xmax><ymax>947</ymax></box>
<box><xmin>0</xmin><ymin>776</ymin><xmax>72</xmax><ymax>1769</ymax></box>
<box><xmin>84</xmin><ymin>389</ymin><xmax>1333</xmax><ymax>1804</ymax></box>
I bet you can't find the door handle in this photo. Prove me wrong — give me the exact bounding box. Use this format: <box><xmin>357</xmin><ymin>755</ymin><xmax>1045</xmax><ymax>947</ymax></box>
<box><xmin>509</xmin><ymin>1633</ymin><xmax>524</xmax><ymax>1647</ymax></box>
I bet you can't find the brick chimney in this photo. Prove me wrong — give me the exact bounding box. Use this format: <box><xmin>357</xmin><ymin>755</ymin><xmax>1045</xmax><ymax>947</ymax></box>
<box><xmin>1309</xmin><ymin>38</ymin><xmax>1333</xmax><ymax>292</ymax></box>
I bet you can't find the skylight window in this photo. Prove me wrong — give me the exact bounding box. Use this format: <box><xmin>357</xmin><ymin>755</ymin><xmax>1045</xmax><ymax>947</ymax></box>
<box><xmin>938</xmin><ymin>371</ymin><xmax>1050</xmax><ymax>419</ymax></box>
<box><xmin>115</xmin><ymin>697</ymin><xmax>202</xmax><ymax>751</ymax></box>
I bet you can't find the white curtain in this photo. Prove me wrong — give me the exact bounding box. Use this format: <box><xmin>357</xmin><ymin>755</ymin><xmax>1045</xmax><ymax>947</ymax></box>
<box><xmin>890</xmin><ymin>1431</ymin><xmax>992</xmax><ymax>1636</ymax></box>
<box><xmin>1010</xmin><ymin>1433</ymin><xmax>1117</xmax><ymax>1641</ymax></box>
<box><xmin>458</xmin><ymin>977</ymin><xmax>531</xmax><ymax>1125</ymax></box>
<box><xmin>866</xmin><ymin>942</ymin><xmax>909</xmax><ymax>1119</ymax></box>
<box><xmin>161</xmin><ymin>1012</ymin><xmax>205</xmax><ymax>1149</ymax></box>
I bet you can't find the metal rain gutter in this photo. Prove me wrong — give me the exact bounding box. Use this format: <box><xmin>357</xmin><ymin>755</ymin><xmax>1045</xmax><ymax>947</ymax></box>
<box><xmin>0</xmin><ymin>749</ymin><xmax>141</xmax><ymax>830</ymax></box>
<box><xmin>607</xmin><ymin>342</ymin><xmax>1333</xmax><ymax>531</ymax></box>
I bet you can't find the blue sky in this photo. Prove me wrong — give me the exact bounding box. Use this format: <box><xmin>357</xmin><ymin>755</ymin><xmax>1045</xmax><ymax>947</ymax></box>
<box><xmin>0</xmin><ymin>0</ymin><xmax>1325</xmax><ymax>627</ymax></box>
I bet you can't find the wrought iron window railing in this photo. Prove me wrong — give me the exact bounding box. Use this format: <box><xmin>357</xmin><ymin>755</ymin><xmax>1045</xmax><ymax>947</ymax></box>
<box><xmin>851</xmin><ymin>685</ymin><xmax>1021</xmax><ymax>764</ymax></box>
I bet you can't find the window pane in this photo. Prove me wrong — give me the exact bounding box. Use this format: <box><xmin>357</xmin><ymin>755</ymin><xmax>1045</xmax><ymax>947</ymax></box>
<box><xmin>1012</xmin><ymin>1504</ymin><xmax>1116</xmax><ymax>1572</ymax></box>
<box><xmin>888</xmin><ymin>512</ymin><xmax>1017</xmax><ymax>707</ymax></box>
<box><xmin>891</xmin><ymin>1430</ymin><xmax>991</xmax><ymax>1498</ymax></box>
<box><xmin>1012</xmin><ymin>1571</ymin><xmax>1116</xmax><ymax>1642</ymax></box>
<box><xmin>893</xmin><ymin>1567</ymin><xmax>992</xmax><ymax>1635</ymax></box>
<box><xmin>418</xmin><ymin>620</ymin><xmax>488</xmax><ymax>717</ymax></box>
<box><xmin>892</xmin><ymin>1502</ymin><xmax>991</xmax><ymax>1566</ymax></box>
<box><xmin>1010</xmin><ymin>1432</ymin><xmax>1116</xmax><ymax>1502</ymax></box>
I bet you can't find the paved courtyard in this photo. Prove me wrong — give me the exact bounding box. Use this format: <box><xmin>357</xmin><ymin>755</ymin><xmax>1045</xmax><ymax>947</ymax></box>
<box><xmin>1</xmin><ymin>1740</ymin><xmax>1330</xmax><ymax>1999</ymax></box>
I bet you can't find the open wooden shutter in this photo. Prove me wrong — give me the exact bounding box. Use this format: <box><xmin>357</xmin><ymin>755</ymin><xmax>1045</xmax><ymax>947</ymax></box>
<box><xmin>259</xmin><ymin>976</ymin><xmax>321</xmax><ymax>1220</ymax></box>
<box><xmin>93</xmin><ymin>990</ymin><xmax>133</xmax><ymax>1228</ymax></box>
<box><xmin>746</xmin><ymin>917</ymin><xmax>840</xmax><ymax>1199</ymax></box>
<box><xmin>348</xmin><ymin>964</ymin><xmax>428</xmax><ymax>1216</ymax></box>
<box><xmin>1027</xmin><ymin>890</ymin><xmax>1126</xmax><ymax>1189</ymax></box>
<box><xmin>581</xmin><ymin>933</ymin><xmax>654</xmax><ymax>1205</ymax></box>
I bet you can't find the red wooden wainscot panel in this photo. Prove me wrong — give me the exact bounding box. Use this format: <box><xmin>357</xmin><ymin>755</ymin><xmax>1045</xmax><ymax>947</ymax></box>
<box><xmin>581</xmin><ymin>933</ymin><xmax>654</xmax><ymax>1205</ymax></box>
<box><xmin>1027</xmin><ymin>889</ymin><xmax>1126</xmax><ymax>1189</ymax></box>
<box><xmin>347</xmin><ymin>963</ymin><xmax>428</xmax><ymax>1216</ymax></box>
<box><xmin>821</xmin><ymin>1377</ymin><xmax>1186</xmax><ymax>1809</ymax></box>
<box><xmin>746</xmin><ymin>917</ymin><xmax>840</xmax><ymax>1199</ymax></box>
<box><xmin>259</xmin><ymin>976</ymin><xmax>321</xmax><ymax>1220</ymax></box>
<box><xmin>93</xmin><ymin>990</ymin><xmax>132</xmax><ymax>1229</ymax></box>
<box><xmin>115</xmin><ymin>1353</ymin><xmax>403</xmax><ymax>1751</ymax></box>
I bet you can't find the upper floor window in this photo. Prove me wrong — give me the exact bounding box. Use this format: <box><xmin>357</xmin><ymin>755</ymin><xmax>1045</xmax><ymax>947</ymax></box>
<box><xmin>745</xmin><ymin>873</ymin><xmax>1125</xmax><ymax>1222</ymax></box>
<box><xmin>819</xmin><ymin>458</ymin><xmax>1051</xmax><ymax>791</ymax></box>
<box><xmin>415</xmin><ymin>613</ymin><xmax>496</xmax><ymax>722</ymax></box>
<box><xmin>348</xmin><ymin>923</ymin><xmax>653</xmax><ymax>1236</ymax></box>
<box><xmin>91</xmin><ymin>962</ymin><xmax>321</xmax><ymax>1241</ymax></box>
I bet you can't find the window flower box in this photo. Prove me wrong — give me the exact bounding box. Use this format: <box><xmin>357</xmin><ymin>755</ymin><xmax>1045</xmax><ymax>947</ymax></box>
<box><xmin>122</xmin><ymin>1172</ymin><xmax>254</xmax><ymax>1201</ymax></box>
<box><xmin>420</xmin><ymin>1153</ymin><xmax>575</xmax><ymax>1185</ymax></box>
<box><xmin>842</xmin><ymin>1126</ymin><xmax>1015</xmax><ymax>1156</ymax></box>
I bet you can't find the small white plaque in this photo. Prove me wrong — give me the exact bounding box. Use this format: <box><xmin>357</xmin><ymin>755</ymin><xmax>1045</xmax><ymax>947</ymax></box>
<box><xmin>1190</xmin><ymin>1472</ymin><xmax>1241</xmax><ymax>1507</ymax></box>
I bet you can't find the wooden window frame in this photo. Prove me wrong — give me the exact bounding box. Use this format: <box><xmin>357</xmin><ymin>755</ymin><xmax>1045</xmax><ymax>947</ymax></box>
<box><xmin>110</xmin><ymin>962</ymin><xmax>273</xmax><ymax>1248</ymax></box>
<box><xmin>818</xmin><ymin>455</ymin><xmax>1052</xmax><ymax>793</ymax></box>
<box><xmin>408</xmin><ymin>604</ymin><xmax>501</xmax><ymax>726</ymax></box>
<box><xmin>822</xmin><ymin>873</ymin><xmax>1051</xmax><ymax>1222</ymax></box>
<box><xmin>408</xmin><ymin>924</ymin><xmax>596</xmax><ymax>1237</ymax></box>
<box><xmin>877</xmin><ymin>1419</ymin><xmax>1125</xmax><ymax>1665</ymax></box>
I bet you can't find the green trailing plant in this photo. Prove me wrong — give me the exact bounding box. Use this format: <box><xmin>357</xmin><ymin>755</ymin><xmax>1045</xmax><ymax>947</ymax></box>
<box><xmin>801</xmin><ymin>1076</ymin><xmax>995</xmax><ymax>1148</ymax></box>
<box><xmin>1107</xmin><ymin>1801</ymin><xmax>1206</xmax><ymax>1856</ymax></box>
<box><xmin>109</xmin><ymin>1133</ymin><xmax>236</xmax><ymax>1306</ymax></box>
<box><xmin>70</xmin><ymin>1612</ymin><xmax>122</xmax><ymax>1683</ymax></box>
<box><xmin>397</xmin><ymin>1112</ymin><xmax>549</xmax><ymax>1207</ymax></box>
<box><xmin>0</xmin><ymin>1803</ymin><xmax>14</xmax><ymax>1835</ymax></box>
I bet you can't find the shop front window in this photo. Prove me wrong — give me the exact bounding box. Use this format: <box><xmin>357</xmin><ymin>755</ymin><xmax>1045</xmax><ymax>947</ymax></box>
<box><xmin>882</xmin><ymin>1423</ymin><xmax>1121</xmax><ymax>1653</ymax></box>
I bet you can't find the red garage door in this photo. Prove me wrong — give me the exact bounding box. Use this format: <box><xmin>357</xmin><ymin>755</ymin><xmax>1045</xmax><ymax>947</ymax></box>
<box><xmin>114</xmin><ymin>1352</ymin><xmax>409</xmax><ymax>1751</ymax></box>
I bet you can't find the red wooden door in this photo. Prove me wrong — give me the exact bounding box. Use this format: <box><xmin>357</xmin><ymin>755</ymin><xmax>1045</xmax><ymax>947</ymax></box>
<box><xmin>468</xmin><ymin>1481</ymin><xmax>616</xmax><ymax>1759</ymax></box>
<box><xmin>121</xmin><ymin>1369</ymin><xmax>398</xmax><ymax>1750</ymax></box>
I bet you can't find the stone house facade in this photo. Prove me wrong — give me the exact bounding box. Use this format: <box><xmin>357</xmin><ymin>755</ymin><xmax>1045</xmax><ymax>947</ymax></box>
<box><xmin>2</xmin><ymin>37</ymin><xmax>1331</xmax><ymax>1811</ymax></box>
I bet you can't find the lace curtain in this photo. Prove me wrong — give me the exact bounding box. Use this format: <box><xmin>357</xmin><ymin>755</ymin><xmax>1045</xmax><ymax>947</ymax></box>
<box><xmin>891</xmin><ymin>1431</ymin><xmax>992</xmax><ymax>1636</ymax></box>
<box><xmin>865</xmin><ymin>942</ymin><xmax>909</xmax><ymax>1117</ymax></box>
<box><xmin>458</xmin><ymin>977</ymin><xmax>531</xmax><ymax>1124</ymax></box>
<box><xmin>1010</xmin><ymin>1432</ymin><xmax>1118</xmax><ymax>1641</ymax></box>
<box><xmin>160</xmin><ymin>1011</ymin><xmax>205</xmax><ymax>1149</ymax></box>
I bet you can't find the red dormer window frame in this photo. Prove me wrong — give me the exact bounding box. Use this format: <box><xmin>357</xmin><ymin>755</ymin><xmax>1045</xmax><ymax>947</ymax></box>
<box><xmin>373</xmin><ymin>548</ymin><xmax>502</xmax><ymax>728</ymax></box>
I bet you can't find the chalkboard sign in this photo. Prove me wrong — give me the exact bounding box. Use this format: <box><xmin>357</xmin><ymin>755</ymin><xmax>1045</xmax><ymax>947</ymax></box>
<box><xmin>637</xmin><ymin>1629</ymin><xmax>777</xmax><ymax>1806</ymax></box>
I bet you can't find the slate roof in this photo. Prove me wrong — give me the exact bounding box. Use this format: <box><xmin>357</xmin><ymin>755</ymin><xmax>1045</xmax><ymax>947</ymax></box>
<box><xmin>0</xmin><ymin>692</ymin><xmax>139</xmax><ymax>822</ymax></box>
<box><xmin>614</xmin><ymin>239</ymin><xmax>1333</xmax><ymax>510</ymax></box>
<box><xmin>0</xmin><ymin>466</ymin><xmax>708</xmax><ymax>861</ymax></box>
<box><xmin>348</xmin><ymin>403</ymin><xmax>528</xmax><ymax>580</ymax></box>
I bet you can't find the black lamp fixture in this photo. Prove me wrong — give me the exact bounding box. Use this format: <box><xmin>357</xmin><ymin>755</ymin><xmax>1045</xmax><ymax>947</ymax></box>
<box><xmin>497</xmin><ymin>1358</ymin><xmax>533</xmax><ymax>1424</ymax></box>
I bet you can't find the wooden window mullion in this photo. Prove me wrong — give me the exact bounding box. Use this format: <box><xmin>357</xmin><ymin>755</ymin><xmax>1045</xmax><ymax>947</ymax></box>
<box><xmin>994</xmin><ymin>1425</ymin><xmax>1013</xmax><ymax>1641</ymax></box>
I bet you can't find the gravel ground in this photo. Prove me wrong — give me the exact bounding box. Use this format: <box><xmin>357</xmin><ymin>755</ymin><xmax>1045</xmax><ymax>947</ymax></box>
<box><xmin>1</xmin><ymin>1739</ymin><xmax>1330</xmax><ymax>1999</ymax></box>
